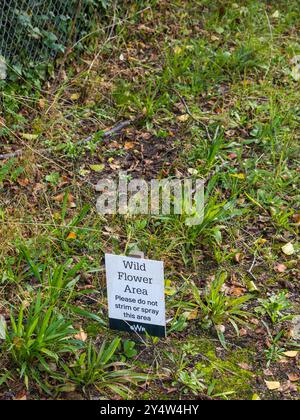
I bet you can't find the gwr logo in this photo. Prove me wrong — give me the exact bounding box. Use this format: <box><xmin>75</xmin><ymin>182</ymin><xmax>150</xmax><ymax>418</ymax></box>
<box><xmin>130</xmin><ymin>324</ymin><xmax>145</xmax><ymax>333</ymax></box>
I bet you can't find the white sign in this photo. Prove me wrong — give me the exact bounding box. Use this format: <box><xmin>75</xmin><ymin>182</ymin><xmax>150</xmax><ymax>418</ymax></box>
<box><xmin>105</xmin><ymin>254</ymin><xmax>166</xmax><ymax>337</ymax></box>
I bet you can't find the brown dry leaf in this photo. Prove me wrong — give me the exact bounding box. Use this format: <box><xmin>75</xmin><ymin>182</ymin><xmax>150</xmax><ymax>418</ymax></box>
<box><xmin>53</xmin><ymin>193</ymin><xmax>65</xmax><ymax>203</ymax></box>
<box><xmin>33</xmin><ymin>183</ymin><xmax>45</xmax><ymax>194</ymax></box>
<box><xmin>14</xmin><ymin>391</ymin><xmax>27</xmax><ymax>400</ymax></box>
<box><xmin>177</xmin><ymin>114</ymin><xmax>190</xmax><ymax>123</ymax></box>
<box><xmin>137</xmin><ymin>24</ymin><xmax>155</xmax><ymax>34</ymax></box>
<box><xmin>75</xmin><ymin>328</ymin><xmax>87</xmax><ymax>342</ymax></box>
<box><xmin>109</xmin><ymin>162</ymin><xmax>121</xmax><ymax>170</ymax></box>
<box><xmin>293</xmin><ymin>214</ymin><xmax>300</xmax><ymax>226</ymax></box>
<box><xmin>288</xmin><ymin>373</ymin><xmax>299</xmax><ymax>382</ymax></box>
<box><xmin>283</xmin><ymin>351</ymin><xmax>298</xmax><ymax>358</ymax></box>
<box><xmin>140</xmin><ymin>132</ymin><xmax>151</xmax><ymax>140</ymax></box>
<box><xmin>17</xmin><ymin>178</ymin><xmax>30</xmax><ymax>187</ymax></box>
<box><xmin>240</xmin><ymin>328</ymin><xmax>248</xmax><ymax>337</ymax></box>
<box><xmin>54</xmin><ymin>193</ymin><xmax>74</xmax><ymax>204</ymax></box>
<box><xmin>38</xmin><ymin>99</ymin><xmax>46</xmax><ymax>110</ymax></box>
<box><xmin>166</xmin><ymin>387</ymin><xmax>178</xmax><ymax>394</ymax></box>
<box><xmin>275</xmin><ymin>263</ymin><xmax>287</xmax><ymax>273</ymax></box>
<box><xmin>265</xmin><ymin>380</ymin><xmax>281</xmax><ymax>390</ymax></box>
<box><xmin>124</xmin><ymin>142</ymin><xmax>135</xmax><ymax>150</ymax></box>
<box><xmin>187</xmin><ymin>309</ymin><xmax>198</xmax><ymax>320</ymax></box>
<box><xmin>238</xmin><ymin>363</ymin><xmax>252</xmax><ymax>371</ymax></box>
<box><xmin>230</xmin><ymin>287</ymin><xmax>246</xmax><ymax>297</ymax></box>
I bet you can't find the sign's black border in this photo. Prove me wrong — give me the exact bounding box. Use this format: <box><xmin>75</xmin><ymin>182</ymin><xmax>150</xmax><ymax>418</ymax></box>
<box><xmin>109</xmin><ymin>318</ymin><xmax>166</xmax><ymax>338</ymax></box>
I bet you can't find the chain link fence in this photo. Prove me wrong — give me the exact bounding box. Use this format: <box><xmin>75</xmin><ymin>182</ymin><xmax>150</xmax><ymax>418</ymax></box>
<box><xmin>0</xmin><ymin>0</ymin><xmax>110</xmax><ymax>75</ymax></box>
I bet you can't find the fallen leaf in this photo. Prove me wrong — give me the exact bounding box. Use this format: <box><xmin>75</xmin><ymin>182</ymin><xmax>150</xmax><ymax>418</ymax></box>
<box><xmin>109</xmin><ymin>162</ymin><xmax>121</xmax><ymax>170</ymax></box>
<box><xmin>272</xmin><ymin>10</ymin><xmax>280</xmax><ymax>18</ymax></box>
<box><xmin>265</xmin><ymin>380</ymin><xmax>281</xmax><ymax>390</ymax></box>
<box><xmin>165</xmin><ymin>280</ymin><xmax>177</xmax><ymax>296</ymax></box>
<box><xmin>67</xmin><ymin>232</ymin><xmax>77</xmax><ymax>240</ymax></box>
<box><xmin>248</xmin><ymin>281</ymin><xmax>259</xmax><ymax>292</ymax></box>
<box><xmin>174</xmin><ymin>46</ymin><xmax>183</xmax><ymax>55</ymax></box>
<box><xmin>240</xmin><ymin>328</ymin><xmax>248</xmax><ymax>337</ymax></box>
<box><xmin>293</xmin><ymin>214</ymin><xmax>300</xmax><ymax>225</ymax></box>
<box><xmin>230</xmin><ymin>287</ymin><xmax>245</xmax><ymax>297</ymax></box>
<box><xmin>79</xmin><ymin>168</ymin><xmax>91</xmax><ymax>177</ymax></box>
<box><xmin>166</xmin><ymin>387</ymin><xmax>178</xmax><ymax>394</ymax></box>
<box><xmin>14</xmin><ymin>391</ymin><xmax>27</xmax><ymax>400</ymax></box>
<box><xmin>282</xmin><ymin>243</ymin><xmax>295</xmax><ymax>256</ymax></box>
<box><xmin>275</xmin><ymin>263</ymin><xmax>287</xmax><ymax>273</ymax></box>
<box><xmin>228</xmin><ymin>153</ymin><xmax>238</xmax><ymax>160</ymax></box>
<box><xmin>186</xmin><ymin>309</ymin><xmax>198</xmax><ymax>320</ymax></box>
<box><xmin>20</xmin><ymin>133</ymin><xmax>39</xmax><ymax>141</ymax></box>
<box><xmin>17</xmin><ymin>178</ymin><xmax>30</xmax><ymax>187</ymax></box>
<box><xmin>75</xmin><ymin>328</ymin><xmax>87</xmax><ymax>342</ymax></box>
<box><xmin>283</xmin><ymin>351</ymin><xmax>298</xmax><ymax>358</ymax></box>
<box><xmin>234</xmin><ymin>253</ymin><xmax>243</xmax><ymax>263</ymax></box>
<box><xmin>90</xmin><ymin>164</ymin><xmax>105</xmax><ymax>172</ymax></box>
<box><xmin>70</xmin><ymin>93</ymin><xmax>80</xmax><ymax>101</ymax></box>
<box><xmin>291</xmin><ymin>316</ymin><xmax>300</xmax><ymax>340</ymax></box>
<box><xmin>59</xmin><ymin>384</ymin><xmax>77</xmax><ymax>393</ymax></box>
<box><xmin>256</xmin><ymin>238</ymin><xmax>267</xmax><ymax>245</ymax></box>
<box><xmin>188</xmin><ymin>168</ymin><xmax>198</xmax><ymax>176</ymax></box>
<box><xmin>38</xmin><ymin>99</ymin><xmax>46</xmax><ymax>110</ymax></box>
<box><xmin>124</xmin><ymin>142</ymin><xmax>135</xmax><ymax>150</ymax></box>
<box><xmin>280</xmin><ymin>381</ymin><xmax>294</xmax><ymax>393</ymax></box>
<box><xmin>54</xmin><ymin>193</ymin><xmax>74</xmax><ymax>203</ymax></box>
<box><xmin>288</xmin><ymin>373</ymin><xmax>299</xmax><ymax>382</ymax></box>
<box><xmin>230</xmin><ymin>173</ymin><xmax>246</xmax><ymax>180</ymax></box>
<box><xmin>215</xmin><ymin>324</ymin><xmax>226</xmax><ymax>333</ymax></box>
<box><xmin>177</xmin><ymin>114</ymin><xmax>189</xmax><ymax>123</ymax></box>
<box><xmin>238</xmin><ymin>363</ymin><xmax>252</xmax><ymax>371</ymax></box>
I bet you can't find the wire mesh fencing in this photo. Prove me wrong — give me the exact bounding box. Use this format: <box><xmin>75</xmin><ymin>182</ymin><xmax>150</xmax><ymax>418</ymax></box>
<box><xmin>0</xmin><ymin>0</ymin><xmax>110</xmax><ymax>71</ymax></box>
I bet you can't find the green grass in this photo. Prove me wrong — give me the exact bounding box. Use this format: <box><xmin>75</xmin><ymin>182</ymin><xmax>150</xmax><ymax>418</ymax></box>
<box><xmin>0</xmin><ymin>0</ymin><xmax>299</xmax><ymax>400</ymax></box>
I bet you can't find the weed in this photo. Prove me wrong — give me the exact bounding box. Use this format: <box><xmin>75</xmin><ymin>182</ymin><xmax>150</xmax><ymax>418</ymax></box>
<box><xmin>256</xmin><ymin>292</ymin><xmax>293</xmax><ymax>325</ymax></box>
<box><xmin>264</xmin><ymin>330</ymin><xmax>286</xmax><ymax>368</ymax></box>
<box><xmin>174</xmin><ymin>370</ymin><xmax>206</xmax><ymax>395</ymax></box>
<box><xmin>5</xmin><ymin>290</ymin><xmax>83</xmax><ymax>391</ymax></box>
<box><xmin>190</xmin><ymin>272</ymin><xmax>252</xmax><ymax>347</ymax></box>
<box><xmin>60</xmin><ymin>339</ymin><xmax>145</xmax><ymax>398</ymax></box>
